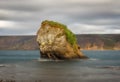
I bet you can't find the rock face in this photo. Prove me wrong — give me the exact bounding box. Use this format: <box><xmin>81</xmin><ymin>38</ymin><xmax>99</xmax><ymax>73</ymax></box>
<box><xmin>37</xmin><ymin>20</ymin><xmax>87</xmax><ymax>60</ymax></box>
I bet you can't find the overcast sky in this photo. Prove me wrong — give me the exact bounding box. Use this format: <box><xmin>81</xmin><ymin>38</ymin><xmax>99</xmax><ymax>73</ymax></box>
<box><xmin>0</xmin><ymin>0</ymin><xmax>120</xmax><ymax>35</ymax></box>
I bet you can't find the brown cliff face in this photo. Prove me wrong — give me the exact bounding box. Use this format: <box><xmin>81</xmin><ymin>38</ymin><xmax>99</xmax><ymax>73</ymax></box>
<box><xmin>36</xmin><ymin>20</ymin><xmax>87</xmax><ymax>60</ymax></box>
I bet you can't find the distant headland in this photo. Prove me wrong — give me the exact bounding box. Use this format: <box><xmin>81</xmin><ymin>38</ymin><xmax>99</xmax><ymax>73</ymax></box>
<box><xmin>0</xmin><ymin>34</ymin><xmax>120</xmax><ymax>50</ymax></box>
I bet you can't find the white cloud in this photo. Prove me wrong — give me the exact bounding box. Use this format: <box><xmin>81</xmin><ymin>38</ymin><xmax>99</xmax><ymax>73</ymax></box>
<box><xmin>0</xmin><ymin>20</ymin><xmax>15</xmax><ymax>28</ymax></box>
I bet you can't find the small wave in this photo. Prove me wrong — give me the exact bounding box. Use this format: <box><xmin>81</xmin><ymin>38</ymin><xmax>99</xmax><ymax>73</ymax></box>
<box><xmin>88</xmin><ymin>58</ymin><xmax>99</xmax><ymax>61</ymax></box>
<box><xmin>97</xmin><ymin>66</ymin><xmax>120</xmax><ymax>70</ymax></box>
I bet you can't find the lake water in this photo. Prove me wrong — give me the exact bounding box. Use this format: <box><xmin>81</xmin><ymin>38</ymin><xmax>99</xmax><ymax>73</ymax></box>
<box><xmin>0</xmin><ymin>50</ymin><xmax>120</xmax><ymax>82</ymax></box>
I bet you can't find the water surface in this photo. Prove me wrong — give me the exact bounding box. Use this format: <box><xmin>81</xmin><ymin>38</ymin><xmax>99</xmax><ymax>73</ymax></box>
<box><xmin>0</xmin><ymin>50</ymin><xmax>120</xmax><ymax>82</ymax></box>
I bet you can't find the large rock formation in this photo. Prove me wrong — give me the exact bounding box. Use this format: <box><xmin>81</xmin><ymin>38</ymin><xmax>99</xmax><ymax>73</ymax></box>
<box><xmin>37</xmin><ymin>20</ymin><xmax>87</xmax><ymax>60</ymax></box>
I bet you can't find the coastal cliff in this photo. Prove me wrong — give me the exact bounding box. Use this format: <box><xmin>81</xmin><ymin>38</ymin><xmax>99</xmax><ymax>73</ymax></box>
<box><xmin>0</xmin><ymin>34</ymin><xmax>120</xmax><ymax>50</ymax></box>
<box><xmin>36</xmin><ymin>20</ymin><xmax>87</xmax><ymax>59</ymax></box>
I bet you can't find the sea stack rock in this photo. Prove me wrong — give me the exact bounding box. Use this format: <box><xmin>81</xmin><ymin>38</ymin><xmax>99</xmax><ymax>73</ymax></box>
<box><xmin>37</xmin><ymin>20</ymin><xmax>87</xmax><ymax>60</ymax></box>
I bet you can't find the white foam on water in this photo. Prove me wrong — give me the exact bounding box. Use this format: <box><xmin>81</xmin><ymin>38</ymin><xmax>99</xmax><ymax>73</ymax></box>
<box><xmin>0</xmin><ymin>64</ymin><xmax>6</xmax><ymax>67</ymax></box>
<box><xmin>37</xmin><ymin>58</ymin><xmax>64</xmax><ymax>62</ymax></box>
<box><xmin>37</xmin><ymin>58</ymin><xmax>99</xmax><ymax>62</ymax></box>
<box><xmin>88</xmin><ymin>58</ymin><xmax>99</xmax><ymax>61</ymax></box>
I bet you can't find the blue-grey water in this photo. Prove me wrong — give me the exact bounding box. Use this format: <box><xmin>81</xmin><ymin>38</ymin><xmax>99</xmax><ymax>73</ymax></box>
<box><xmin>0</xmin><ymin>50</ymin><xmax>120</xmax><ymax>82</ymax></box>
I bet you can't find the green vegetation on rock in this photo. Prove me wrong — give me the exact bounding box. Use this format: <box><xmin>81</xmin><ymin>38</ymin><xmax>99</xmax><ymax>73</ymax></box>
<box><xmin>42</xmin><ymin>20</ymin><xmax>77</xmax><ymax>45</ymax></box>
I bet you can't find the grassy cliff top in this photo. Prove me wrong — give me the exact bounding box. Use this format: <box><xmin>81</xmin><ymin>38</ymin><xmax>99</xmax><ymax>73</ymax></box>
<box><xmin>42</xmin><ymin>20</ymin><xmax>77</xmax><ymax>45</ymax></box>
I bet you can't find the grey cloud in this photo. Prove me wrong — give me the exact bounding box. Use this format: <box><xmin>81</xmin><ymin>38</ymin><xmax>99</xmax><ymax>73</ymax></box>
<box><xmin>0</xmin><ymin>28</ymin><xmax>34</xmax><ymax>35</ymax></box>
<box><xmin>0</xmin><ymin>0</ymin><xmax>120</xmax><ymax>35</ymax></box>
<box><xmin>0</xmin><ymin>0</ymin><xmax>43</xmax><ymax>11</ymax></box>
<box><xmin>68</xmin><ymin>23</ymin><xmax>120</xmax><ymax>34</ymax></box>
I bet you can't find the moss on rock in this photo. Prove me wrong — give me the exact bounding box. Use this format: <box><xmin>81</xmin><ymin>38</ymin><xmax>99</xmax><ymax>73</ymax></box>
<box><xmin>42</xmin><ymin>20</ymin><xmax>77</xmax><ymax>46</ymax></box>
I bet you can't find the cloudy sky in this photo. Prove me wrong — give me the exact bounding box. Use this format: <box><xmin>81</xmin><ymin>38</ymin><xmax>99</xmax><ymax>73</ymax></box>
<box><xmin>0</xmin><ymin>0</ymin><xmax>120</xmax><ymax>35</ymax></box>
